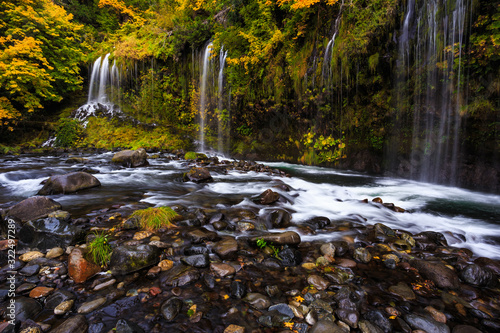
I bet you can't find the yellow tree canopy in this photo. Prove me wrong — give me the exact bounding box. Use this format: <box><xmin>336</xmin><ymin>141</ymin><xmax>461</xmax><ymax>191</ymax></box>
<box><xmin>0</xmin><ymin>0</ymin><xmax>84</xmax><ymax>131</ymax></box>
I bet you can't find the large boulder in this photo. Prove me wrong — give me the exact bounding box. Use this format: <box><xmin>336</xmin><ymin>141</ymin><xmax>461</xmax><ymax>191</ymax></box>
<box><xmin>6</xmin><ymin>196</ymin><xmax>62</xmax><ymax>222</ymax></box>
<box><xmin>183</xmin><ymin>167</ymin><xmax>213</xmax><ymax>183</ymax></box>
<box><xmin>111</xmin><ymin>148</ymin><xmax>148</xmax><ymax>167</ymax></box>
<box><xmin>18</xmin><ymin>217</ymin><xmax>84</xmax><ymax>251</ymax></box>
<box><xmin>37</xmin><ymin>172</ymin><xmax>101</xmax><ymax>195</ymax></box>
<box><xmin>109</xmin><ymin>245</ymin><xmax>161</xmax><ymax>275</ymax></box>
<box><xmin>411</xmin><ymin>259</ymin><xmax>460</xmax><ymax>289</ymax></box>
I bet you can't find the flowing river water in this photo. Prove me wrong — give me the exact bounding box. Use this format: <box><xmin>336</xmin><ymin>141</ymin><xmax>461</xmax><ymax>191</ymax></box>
<box><xmin>1</xmin><ymin>152</ymin><xmax>499</xmax><ymax>260</ymax></box>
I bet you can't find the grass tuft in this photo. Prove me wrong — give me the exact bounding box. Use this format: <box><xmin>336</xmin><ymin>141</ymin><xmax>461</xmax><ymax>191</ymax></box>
<box><xmin>87</xmin><ymin>231</ymin><xmax>112</xmax><ymax>267</ymax></box>
<box><xmin>130</xmin><ymin>206</ymin><xmax>179</xmax><ymax>230</ymax></box>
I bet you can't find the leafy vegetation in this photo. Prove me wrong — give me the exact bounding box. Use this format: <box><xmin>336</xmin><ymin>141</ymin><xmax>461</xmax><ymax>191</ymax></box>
<box><xmin>87</xmin><ymin>231</ymin><xmax>112</xmax><ymax>267</ymax></box>
<box><xmin>54</xmin><ymin>119</ymin><xmax>83</xmax><ymax>147</ymax></box>
<box><xmin>130</xmin><ymin>206</ymin><xmax>179</xmax><ymax>230</ymax></box>
<box><xmin>0</xmin><ymin>0</ymin><xmax>86</xmax><ymax>132</ymax></box>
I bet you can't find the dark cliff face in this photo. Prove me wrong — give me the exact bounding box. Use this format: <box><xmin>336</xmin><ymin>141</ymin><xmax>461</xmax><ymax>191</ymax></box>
<box><xmin>60</xmin><ymin>0</ymin><xmax>498</xmax><ymax>192</ymax></box>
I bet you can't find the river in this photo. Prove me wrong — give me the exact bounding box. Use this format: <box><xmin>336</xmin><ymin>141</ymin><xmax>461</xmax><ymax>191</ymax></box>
<box><xmin>1</xmin><ymin>152</ymin><xmax>499</xmax><ymax>259</ymax></box>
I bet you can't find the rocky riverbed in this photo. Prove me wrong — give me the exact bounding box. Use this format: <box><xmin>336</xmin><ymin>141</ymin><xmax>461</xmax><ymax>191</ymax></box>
<box><xmin>0</xmin><ymin>149</ymin><xmax>499</xmax><ymax>333</ymax></box>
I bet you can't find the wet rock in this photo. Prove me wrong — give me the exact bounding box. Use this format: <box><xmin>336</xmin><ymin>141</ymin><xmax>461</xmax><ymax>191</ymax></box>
<box><xmin>1</xmin><ymin>296</ymin><xmax>42</xmax><ymax>322</ymax></box>
<box><xmin>460</xmin><ymin>264</ymin><xmax>497</xmax><ymax>288</ymax></box>
<box><xmin>109</xmin><ymin>245</ymin><xmax>160</xmax><ymax>275</ymax></box>
<box><xmin>236</xmin><ymin>221</ymin><xmax>255</xmax><ymax>232</ymax></box>
<box><xmin>411</xmin><ymin>259</ymin><xmax>460</xmax><ymax>289</ymax></box>
<box><xmin>325</xmin><ymin>268</ymin><xmax>352</xmax><ymax>285</ymax></box>
<box><xmin>115</xmin><ymin>319</ymin><xmax>145</xmax><ymax>333</ymax></box>
<box><xmin>19</xmin><ymin>217</ymin><xmax>83</xmax><ymax>251</ymax></box>
<box><xmin>28</xmin><ymin>286</ymin><xmax>53</xmax><ymax>299</ymax></box>
<box><xmin>160</xmin><ymin>264</ymin><xmax>200</xmax><ymax>287</ymax></box>
<box><xmin>46</xmin><ymin>247</ymin><xmax>64</xmax><ymax>259</ymax></box>
<box><xmin>359</xmin><ymin>320</ymin><xmax>385</xmax><ymax>333</ymax></box>
<box><xmin>310</xmin><ymin>320</ymin><xmax>345</xmax><ymax>333</ymax></box>
<box><xmin>415</xmin><ymin>231</ymin><xmax>449</xmax><ymax>247</ymax></box>
<box><xmin>20</xmin><ymin>264</ymin><xmax>40</xmax><ymax>276</ymax></box>
<box><xmin>269</xmin><ymin>303</ymin><xmax>294</xmax><ymax>318</ymax></box>
<box><xmin>6</xmin><ymin>196</ymin><xmax>62</xmax><ymax>222</ymax></box>
<box><xmin>266</xmin><ymin>209</ymin><xmax>291</xmax><ymax>228</ymax></box>
<box><xmin>77</xmin><ymin>297</ymin><xmax>106</xmax><ymax>314</ymax></box>
<box><xmin>354</xmin><ymin>247</ymin><xmax>372</xmax><ymax>263</ymax></box>
<box><xmin>336</xmin><ymin>308</ymin><xmax>360</xmax><ymax>328</ymax></box>
<box><xmin>19</xmin><ymin>251</ymin><xmax>44</xmax><ymax>262</ymax></box>
<box><xmin>158</xmin><ymin>259</ymin><xmax>174</xmax><ymax>271</ymax></box>
<box><xmin>186</xmin><ymin>227</ymin><xmax>219</xmax><ymax>243</ymax></box>
<box><xmin>311</xmin><ymin>299</ymin><xmax>333</xmax><ymax>314</ymax></box>
<box><xmin>337</xmin><ymin>258</ymin><xmax>357</xmax><ymax>268</ymax></box>
<box><xmin>364</xmin><ymin>310</ymin><xmax>392</xmax><ymax>333</ymax></box>
<box><xmin>425</xmin><ymin>306</ymin><xmax>447</xmax><ymax>323</ymax></box>
<box><xmin>94</xmin><ymin>278</ymin><xmax>116</xmax><ymax>290</ymax></box>
<box><xmin>404</xmin><ymin>313</ymin><xmax>450</xmax><ymax>333</ymax></box>
<box><xmin>182</xmin><ymin>254</ymin><xmax>209</xmax><ymax>268</ymax></box>
<box><xmin>307</xmin><ymin>275</ymin><xmax>331</xmax><ymax>290</ymax></box>
<box><xmin>231</xmin><ymin>280</ymin><xmax>247</xmax><ymax>299</ymax></box>
<box><xmin>452</xmin><ymin>325</ymin><xmax>483</xmax><ymax>333</ymax></box>
<box><xmin>161</xmin><ymin>297</ymin><xmax>183</xmax><ymax>321</ymax></box>
<box><xmin>112</xmin><ymin>148</ymin><xmax>148</xmax><ymax>167</ymax></box>
<box><xmin>210</xmin><ymin>262</ymin><xmax>236</xmax><ymax>277</ymax></box>
<box><xmin>213</xmin><ymin>237</ymin><xmax>238</xmax><ymax>259</ymax></box>
<box><xmin>223</xmin><ymin>324</ymin><xmax>245</xmax><ymax>333</ymax></box>
<box><xmin>50</xmin><ymin>315</ymin><xmax>88</xmax><ymax>333</ymax></box>
<box><xmin>184</xmin><ymin>245</ymin><xmax>208</xmax><ymax>255</ymax></box>
<box><xmin>19</xmin><ymin>320</ymin><xmax>42</xmax><ymax>333</ymax></box>
<box><xmin>305</xmin><ymin>216</ymin><xmax>331</xmax><ymax>230</ymax></box>
<box><xmin>331</xmin><ymin>241</ymin><xmax>349</xmax><ymax>256</ymax></box>
<box><xmin>184</xmin><ymin>167</ymin><xmax>213</xmax><ymax>183</ymax></box>
<box><xmin>278</xmin><ymin>248</ymin><xmax>302</xmax><ymax>266</ymax></box>
<box><xmin>252</xmin><ymin>231</ymin><xmax>301</xmax><ymax>246</ymax></box>
<box><xmin>320</xmin><ymin>243</ymin><xmax>336</xmax><ymax>258</ymax></box>
<box><xmin>37</xmin><ymin>172</ymin><xmax>101</xmax><ymax>195</ymax></box>
<box><xmin>68</xmin><ymin>248</ymin><xmax>101</xmax><ymax>283</ymax></box>
<box><xmin>54</xmin><ymin>299</ymin><xmax>74</xmax><ymax>315</ymax></box>
<box><xmin>45</xmin><ymin>289</ymin><xmax>75</xmax><ymax>310</ymax></box>
<box><xmin>474</xmin><ymin>257</ymin><xmax>500</xmax><ymax>276</ymax></box>
<box><xmin>388</xmin><ymin>282</ymin><xmax>416</xmax><ymax>301</ymax></box>
<box><xmin>244</xmin><ymin>293</ymin><xmax>272</xmax><ymax>310</ymax></box>
<box><xmin>16</xmin><ymin>283</ymin><xmax>36</xmax><ymax>293</ymax></box>
<box><xmin>255</xmin><ymin>189</ymin><xmax>280</xmax><ymax>205</ymax></box>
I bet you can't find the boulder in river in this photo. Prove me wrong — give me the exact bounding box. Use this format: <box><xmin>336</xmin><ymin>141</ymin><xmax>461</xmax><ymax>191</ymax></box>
<box><xmin>112</xmin><ymin>148</ymin><xmax>148</xmax><ymax>167</ymax></box>
<box><xmin>109</xmin><ymin>244</ymin><xmax>161</xmax><ymax>275</ymax></box>
<box><xmin>183</xmin><ymin>167</ymin><xmax>213</xmax><ymax>183</ymax></box>
<box><xmin>19</xmin><ymin>217</ymin><xmax>84</xmax><ymax>251</ymax></box>
<box><xmin>6</xmin><ymin>196</ymin><xmax>62</xmax><ymax>222</ymax></box>
<box><xmin>37</xmin><ymin>172</ymin><xmax>101</xmax><ymax>195</ymax></box>
<box><xmin>411</xmin><ymin>259</ymin><xmax>460</xmax><ymax>289</ymax></box>
<box><xmin>254</xmin><ymin>189</ymin><xmax>280</xmax><ymax>204</ymax></box>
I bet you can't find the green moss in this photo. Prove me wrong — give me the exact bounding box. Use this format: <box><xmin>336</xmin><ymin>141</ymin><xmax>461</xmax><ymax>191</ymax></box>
<box><xmin>184</xmin><ymin>152</ymin><xmax>207</xmax><ymax>160</ymax></box>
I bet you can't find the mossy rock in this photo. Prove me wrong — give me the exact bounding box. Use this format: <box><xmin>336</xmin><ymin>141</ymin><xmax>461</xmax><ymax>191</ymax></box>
<box><xmin>184</xmin><ymin>152</ymin><xmax>208</xmax><ymax>160</ymax></box>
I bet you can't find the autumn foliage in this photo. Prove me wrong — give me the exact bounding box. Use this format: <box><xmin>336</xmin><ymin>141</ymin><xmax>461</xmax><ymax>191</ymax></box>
<box><xmin>0</xmin><ymin>0</ymin><xmax>84</xmax><ymax>131</ymax></box>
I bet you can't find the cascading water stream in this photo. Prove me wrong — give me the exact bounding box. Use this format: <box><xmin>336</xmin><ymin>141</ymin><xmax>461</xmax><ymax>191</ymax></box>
<box><xmin>390</xmin><ymin>0</ymin><xmax>471</xmax><ymax>185</ymax></box>
<box><xmin>199</xmin><ymin>42</ymin><xmax>213</xmax><ymax>153</ymax></box>
<box><xmin>321</xmin><ymin>0</ymin><xmax>344</xmax><ymax>86</ymax></box>
<box><xmin>217</xmin><ymin>46</ymin><xmax>228</xmax><ymax>155</ymax></box>
<box><xmin>72</xmin><ymin>53</ymin><xmax>122</xmax><ymax>124</ymax></box>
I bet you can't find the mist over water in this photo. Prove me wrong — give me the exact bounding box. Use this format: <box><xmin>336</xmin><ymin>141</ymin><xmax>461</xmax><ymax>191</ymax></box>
<box><xmin>1</xmin><ymin>154</ymin><xmax>499</xmax><ymax>259</ymax></box>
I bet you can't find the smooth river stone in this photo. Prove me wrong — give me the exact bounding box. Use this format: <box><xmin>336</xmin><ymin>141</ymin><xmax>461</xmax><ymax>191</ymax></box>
<box><xmin>77</xmin><ymin>297</ymin><xmax>106</xmax><ymax>314</ymax></box>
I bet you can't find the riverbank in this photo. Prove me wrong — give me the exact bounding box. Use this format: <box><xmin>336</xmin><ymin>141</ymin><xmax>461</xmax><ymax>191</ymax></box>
<box><xmin>1</xmin><ymin>150</ymin><xmax>499</xmax><ymax>332</ymax></box>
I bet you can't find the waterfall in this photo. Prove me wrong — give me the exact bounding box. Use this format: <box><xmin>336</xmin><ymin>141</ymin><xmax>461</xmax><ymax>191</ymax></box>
<box><xmin>321</xmin><ymin>0</ymin><xmax>344</xmax><ymax>86</ymax></box>
<box><xmin>199</xmin><ymin>42</ymin><xmax>213</xmax><ymax>152</ymax></box>
<box><xmin>390</xmin><ymin>0</ymin><xmax>471</xmax><ymax>185</ymax></box>
<box><xmin>217</xmin><ymin>46</ymin><xmax>228</xmax><ymax>155</ymax></box>
<box><xmin>73</xmin><ymin>53</ymin><xmax>121</xmax><ymax>123</ymax></box>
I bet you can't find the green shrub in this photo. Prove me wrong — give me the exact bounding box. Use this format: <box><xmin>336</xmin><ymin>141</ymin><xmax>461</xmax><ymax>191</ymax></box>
<box><xmin>130</xmin><ymin>206</ymin><xmax>179</xmax><ymax>230</ymax></box>
<box><xmin>55</xmin><ymin>118</ymin><xmax>83</xmax><ymax>147</ymax></box>
<box><xmin>87</xmin><ymin>231</ymin><xmax>112</xmax><ymax>267</ymax></box>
